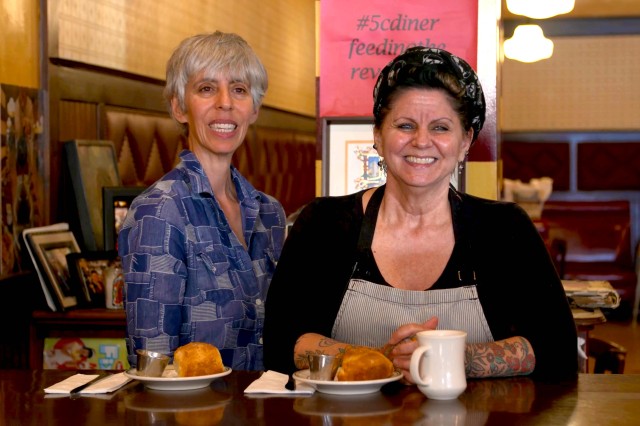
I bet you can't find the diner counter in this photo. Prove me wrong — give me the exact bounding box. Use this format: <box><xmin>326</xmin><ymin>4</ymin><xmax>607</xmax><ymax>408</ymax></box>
<box><xmin>1</xmin><ymin>369</ymin><xmax>639</xmax><ymax>425</ymax></box>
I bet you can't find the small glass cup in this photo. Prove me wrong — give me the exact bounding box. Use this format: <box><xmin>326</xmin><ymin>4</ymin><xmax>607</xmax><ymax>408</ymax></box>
<box><xmin>308</xmin><ymin>354</ymin><xmax>340</xmax><ymax>381</ymax></box>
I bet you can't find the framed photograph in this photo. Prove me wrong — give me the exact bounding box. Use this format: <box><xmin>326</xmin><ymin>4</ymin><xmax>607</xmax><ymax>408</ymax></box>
<box><xmin>66</xmin><ymin>250</ymin><xmax>119</xmax><ymax>308</ymax></box>
<box><xmin>102</xmin><ymin>186</ymin><xmax>146</xmax><ymax>251</ymax></box>
<box><xmin>322</xmin><ymin>118</ymin><xmax>383</xmax><ymax>196</ymax></box>
<box><xmin>27</xmin><ymin>230</ymin><xmax>82</xmax><ymax>311</ymax></box>
<box><xmin>64</xmin><ymin>140</ymin><xmax>121</xmax><ymax>252</ymax></box>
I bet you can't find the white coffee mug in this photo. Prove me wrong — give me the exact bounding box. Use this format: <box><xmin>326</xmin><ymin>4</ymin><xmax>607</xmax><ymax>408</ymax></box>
<box><xmin>410</xmin><ymin>330</ymin><xmax>467</xmax><ymax>400</ymax></box>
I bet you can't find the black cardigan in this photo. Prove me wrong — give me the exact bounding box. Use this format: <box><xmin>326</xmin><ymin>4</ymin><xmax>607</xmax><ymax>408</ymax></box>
<box><xmin>263</xmin><ymin>186</ymin><xmax>578</xmax><ymax>379</ymax></box>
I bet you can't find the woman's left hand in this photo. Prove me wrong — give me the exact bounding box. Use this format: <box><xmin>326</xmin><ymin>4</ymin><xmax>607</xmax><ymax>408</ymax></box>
<box><xmin>381</xmin><ymin>317</ymin><xmax>438</xmax><ymax>384</ymax></box>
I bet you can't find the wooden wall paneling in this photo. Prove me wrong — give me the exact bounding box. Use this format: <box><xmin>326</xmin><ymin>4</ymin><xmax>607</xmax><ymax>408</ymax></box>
<box><xmin>53</xmin><ymin>65</ymin><xmax>166</xmax><ymax>112</ymax></box>
<box><xmin>0</xmin><ymin>0</ymin><xmax>40</xmax><ymax>88</ymax></box>
<box><xmin>51</xmin><ymin>0</ymin><xmax>316</xmax><ymax>117</ymax></box>
<box><xmin>501</xmin><ymin>35</ymin><xmax>640</xmax><ymax>132</ymax></box>
<box><xmin>53</xmin><ymin>100</ymin><xmax>99</xmax><ymax>224</ymax></box>
<box><xmin>58</xmin><ymin>100</ymin><xmax>98</xmax><ymax>141</ymax></box>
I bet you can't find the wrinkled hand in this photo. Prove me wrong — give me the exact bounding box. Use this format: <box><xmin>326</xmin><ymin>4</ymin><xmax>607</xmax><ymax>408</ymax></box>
<box><xmin>380</xmin><ymin>317</ymin><xmax>438</xmax><ymax>384</ymax></box>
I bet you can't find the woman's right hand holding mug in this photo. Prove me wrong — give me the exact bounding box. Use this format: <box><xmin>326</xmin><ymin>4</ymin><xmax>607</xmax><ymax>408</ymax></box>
<box><xmin>381</xmin><ymin>317</ymin><xmax>439</xmax><ymax>384</ymax></box>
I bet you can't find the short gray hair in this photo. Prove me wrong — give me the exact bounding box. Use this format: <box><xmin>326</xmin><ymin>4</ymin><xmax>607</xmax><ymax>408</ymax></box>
<box><xmin>164</xmin><ymin>31</ymin><xmax>268</xmax><ymax>126</ymax></box>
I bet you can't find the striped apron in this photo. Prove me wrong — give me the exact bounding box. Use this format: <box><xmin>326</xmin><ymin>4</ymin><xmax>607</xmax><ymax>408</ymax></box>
<box><xmin>331</xmin><ymin>186</ymin><xmax>494</xmax><ymax>348</ymax></box>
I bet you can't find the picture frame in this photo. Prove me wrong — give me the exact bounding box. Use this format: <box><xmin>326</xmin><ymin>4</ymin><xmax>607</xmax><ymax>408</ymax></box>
<box><xmin>22</xmin><ymin>223</ymin><xmax>72</xmax><ymax>311</ymax></box>
<box><xmin>102</xmin><ymin>186</ymin><xmax>146</xmax><ymax>251</ymax></box>
<box><xmin>64</xmin><ymin>140</ymin><xmax>122</xmax><ymax>252</ymax></box>
<box><xmin>66</xmin><ymin>250</ymin><xmax>119</xmax><ymax>308</ymax></box>
<box><xmin>322</xmin><ymin>118</ymin><xmax>380</xmax><ymax>196</ymax></box>
<box><xmin>27</xmin><ymin>230</ymin><xmax>82</xmax><ymax>311</ymax></box>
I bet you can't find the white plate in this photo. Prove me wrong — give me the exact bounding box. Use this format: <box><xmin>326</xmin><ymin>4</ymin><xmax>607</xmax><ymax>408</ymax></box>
<box><xmin>124</xmin><ymin>365</ymin><xmax>232</xmax><ymax>391</ymax></box>
<box><xmin>293</xmin><ymin>369</ymin><xmax>402</xmax><ymax>395</ymax></box>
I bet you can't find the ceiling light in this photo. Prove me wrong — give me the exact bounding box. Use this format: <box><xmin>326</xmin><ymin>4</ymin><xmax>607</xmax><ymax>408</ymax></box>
<box><xmin>503</xmin><ymin>24</ymin><xmax>554</xmax><ymax>63</ymax></box>
<box><xmin>506</xmin><ymin>0</ymin><xmax>575</xmax><ymax>19</ymax></box>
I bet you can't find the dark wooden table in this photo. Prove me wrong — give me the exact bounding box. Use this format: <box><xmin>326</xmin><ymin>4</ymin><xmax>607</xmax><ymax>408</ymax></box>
<box><xmin>1</xmin><ymin>369</ymin><xmax>640</xmax><ymax>425</ymax></box>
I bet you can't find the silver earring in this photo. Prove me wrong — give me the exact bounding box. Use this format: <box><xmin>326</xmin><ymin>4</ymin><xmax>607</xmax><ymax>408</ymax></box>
<box><xmin>378</xmin><ymin>158</ymin><xmax>387</xmax><ymax>174</ymax></box>
<box><xmin>459</xmin><ymin>151</ymin><xmax>469</xmax><ymax>172</ymax></box>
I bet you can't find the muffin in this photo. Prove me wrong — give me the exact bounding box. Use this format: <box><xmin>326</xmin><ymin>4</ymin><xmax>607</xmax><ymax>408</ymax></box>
<box><xmin>173</xmin><ymin>342</ymin><xmax>224</xmax><ymax>377</ymax></box>
<box><xmin>335</xmin><ymin>347</ymin><xmax>394</xmax><ymax>381</ymax></box>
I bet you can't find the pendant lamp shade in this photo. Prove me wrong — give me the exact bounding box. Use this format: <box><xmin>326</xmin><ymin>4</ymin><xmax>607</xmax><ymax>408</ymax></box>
<box><xmin>504</xmin><ymin>25</ymin><xmax>554</xmax><ymax>63</ymax></box>
<box><xmin>506</xmin><ymin>0</ymin><xmax>575</xmax><ymax>19</ymax></box>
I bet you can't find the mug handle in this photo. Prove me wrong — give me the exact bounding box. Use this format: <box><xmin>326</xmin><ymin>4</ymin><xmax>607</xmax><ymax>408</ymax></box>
<box><xmin>410</xmin><ymin>345</ymin><xmax>431</xmax><ymax>386</ymax></box>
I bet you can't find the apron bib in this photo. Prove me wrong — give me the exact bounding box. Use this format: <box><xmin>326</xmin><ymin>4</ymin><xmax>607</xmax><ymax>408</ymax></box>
<box><xmin>331</xmin><ymin>186</ymin><xmax>494</xmax><ymax>348</ymax></box>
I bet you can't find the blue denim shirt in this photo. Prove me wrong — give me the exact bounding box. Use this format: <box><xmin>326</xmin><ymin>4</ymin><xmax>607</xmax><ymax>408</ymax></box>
<box><xmin>118</xmin><ymin>150</ymin><xmax>285</xmax><ymax>371</ymax></box>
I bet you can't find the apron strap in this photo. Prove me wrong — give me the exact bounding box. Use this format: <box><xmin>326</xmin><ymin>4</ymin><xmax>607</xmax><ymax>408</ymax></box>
<box><xmin>356</xmin><ymin>185</ymin><xmax>385</xmax><ymax>252</ymax></box>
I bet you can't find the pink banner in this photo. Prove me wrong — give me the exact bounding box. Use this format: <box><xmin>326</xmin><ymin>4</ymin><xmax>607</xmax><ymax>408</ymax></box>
<box><xmin>319</xmin><ymin>0</ymin><xmax>478</xmax><ymax>118</ymax></box>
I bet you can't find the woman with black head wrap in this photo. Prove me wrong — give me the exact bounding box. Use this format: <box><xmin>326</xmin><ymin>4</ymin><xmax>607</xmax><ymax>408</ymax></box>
<box><xmin>264</xmin><ymin>47</ymin><xmax>577</xmax><ymax>383</ymax></box>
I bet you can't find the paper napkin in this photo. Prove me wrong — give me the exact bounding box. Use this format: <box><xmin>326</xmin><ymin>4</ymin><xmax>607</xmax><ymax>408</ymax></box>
<box><xmin>244</xmin><ymin>370</ymin><xmax>314</xmax><ymax>395</ymax></box>
<box><xmin>78</xmin><ymin>372</ymin><xmax>132</xmax><ymax>394</ymax></box>
<box><xmin>44</xmin><ymin>373</ymin><xmax>132</xmax><ymax>394</ymax></box>
<box><xmin>44</xmin><ymin>374</ymin><xmax>101</xmax><ymax>394</ymax></box>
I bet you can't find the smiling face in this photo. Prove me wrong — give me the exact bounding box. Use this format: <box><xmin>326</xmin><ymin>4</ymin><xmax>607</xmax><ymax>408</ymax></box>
<box><xmin>171</xmin><ymin>70</ymin><xmax>258</xmax><ymax>160</ymax></box>
<box><xmin>374</xmin><ymin>87</ymin><xmax>472</xmax><ymax>191</ymax></box>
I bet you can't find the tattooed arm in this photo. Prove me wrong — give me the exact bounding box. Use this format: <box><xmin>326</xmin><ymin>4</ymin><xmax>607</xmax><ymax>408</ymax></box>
<box><xmin>383</xmin><ymin>319</ymin><xmax>534</xmax><ymax>382</ymax></box>
<box><xmin>293</xmin><ymin>333</ymin><xmax>355</xmax><ymax>369</ymax></box>
<box><xmin>465</xmin><ymin>336</ymin><xmax>535</xmax><ymax>378</ymax></box>
<box><xmin>295</xmin><ymin>332</ymin><xmax>535</xmax><ymax>379</ymax></box>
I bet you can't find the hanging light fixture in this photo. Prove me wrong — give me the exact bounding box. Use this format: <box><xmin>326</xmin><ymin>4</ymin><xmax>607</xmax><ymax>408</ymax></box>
<box><xmin>503</xmin><ymin>24</ymin><xmax>554</xmax><ymax>63</ymax></box>
<box><xmin>506</xmin><ymin>0</ymin><xmax>575</xmax><ymax>19</ymax></box>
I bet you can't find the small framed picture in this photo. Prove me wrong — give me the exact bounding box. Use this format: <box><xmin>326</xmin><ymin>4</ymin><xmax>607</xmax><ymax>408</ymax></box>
<box><xmin>64</xmin><ymin>140</ymin><xmax>121</xmax><ymax>251</ymax></box>
<box><xmin>66</xmin><ymin>250</ymin><xmax>119</xmax><ymax>308</ymax></box>
<box><xmin>27</xmin><ymin>230</ymin><xmax>82</xmax><ymax>311</ymax></box>
<box><xmin>321</xmin><ymin>118</ymin><xmax>382</xmax><ymax>196</ymax></box>
<box><xmin>102</xmin><ymin>186</ymin><xmax>146</xmax><ymax>251</ymax></box>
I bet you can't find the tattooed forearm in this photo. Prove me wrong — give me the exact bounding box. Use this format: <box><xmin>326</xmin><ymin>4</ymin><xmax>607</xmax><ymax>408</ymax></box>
<box><xmin>465</xmin><ymin>336</ymin><xmax>535</xmax><ymax>378</ymax></box>
<box><xmin>293</xmin><ymin>333</ymin><xmax>352</xmax><ymax>369</ymax></box>
<box><xmin>318</xmin><ymin>337</ymin><xmax>341</xmax><ymax>348</ymax></box>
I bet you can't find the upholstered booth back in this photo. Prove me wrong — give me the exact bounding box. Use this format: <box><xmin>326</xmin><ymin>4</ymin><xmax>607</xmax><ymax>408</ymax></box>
<box><xmin>542</xmin><ymin>201</ymin><xmax>633</xmax><ymax>265</ymax></box>
<box><xmin>104</xmin><ymin>107</ymin><xmax>187</xmax><ymax>187</ymax></box>
<box><xmin>239</xmin><ymin>126</ymin><xmax>316</xmax><ymax>216</ymax></box>
<box><xmin>541</xmin><ymin>200</ymin><xmax>637</xmax><ymax>318</ymax></box>
<box><xmin>102</xmin><ymin>106</ymin><xmax>316</xmax><ymax>216</ymax></box>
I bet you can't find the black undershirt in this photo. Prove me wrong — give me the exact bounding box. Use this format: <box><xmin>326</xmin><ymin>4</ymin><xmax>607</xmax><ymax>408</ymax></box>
<box><xmin>356</xmin><ymin>243</ymin><xmax>464</xmax><ymax>290</ymax></box>
<box><xmin>351</xmin><ymin>185</ymin><xmax>469</xmax><ymax>290</ymax></box>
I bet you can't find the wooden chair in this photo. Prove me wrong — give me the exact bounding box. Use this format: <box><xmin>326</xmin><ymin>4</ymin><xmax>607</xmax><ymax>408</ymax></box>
<box><xmin>588</xmin><ymin>337</ymin><xmax>627</xmax><ymax>374</ymax></box>
<box><xmin>548</xmin><ymin>237</ymin><xmax>567</xmax><ymax>278</ymax></box>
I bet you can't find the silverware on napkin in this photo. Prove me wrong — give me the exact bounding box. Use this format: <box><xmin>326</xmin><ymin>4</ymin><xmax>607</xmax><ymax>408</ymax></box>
<box><xmin>69</xmin><ymin>374</ymin><xmax>109</xmax><ymax>398</ymax></box>
<box><xmin>284</xmin><ymin>375</ymin><xmax>296</xmax><ymax>391</ymax></box>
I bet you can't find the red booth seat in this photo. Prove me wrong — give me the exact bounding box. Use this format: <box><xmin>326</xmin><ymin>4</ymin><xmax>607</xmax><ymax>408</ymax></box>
<box><xmin>541</xmin><ymin>200</ymin><xmax>637</xmax><ymax>318</ymax></box>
